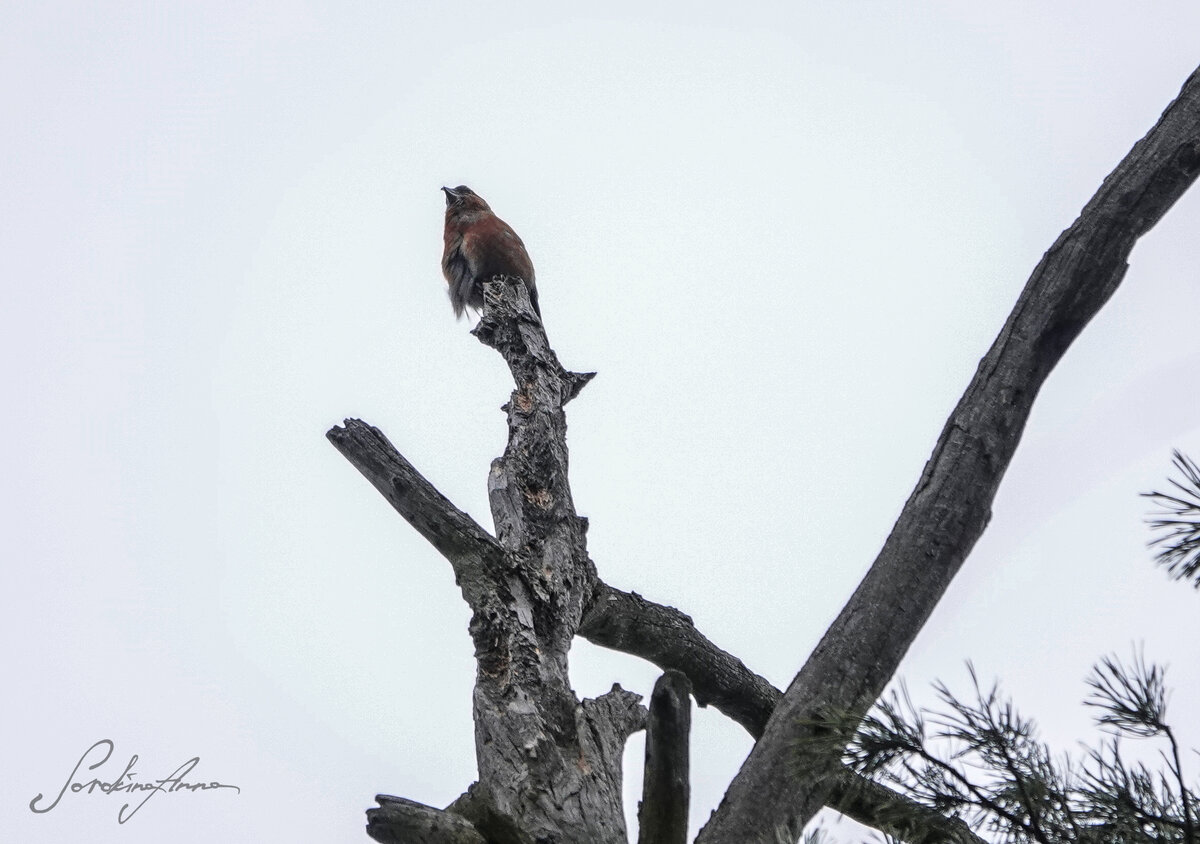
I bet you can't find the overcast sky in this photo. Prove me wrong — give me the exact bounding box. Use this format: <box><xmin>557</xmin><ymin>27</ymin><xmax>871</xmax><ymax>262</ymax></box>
<box><xmin>3</xmin><ymin>3</ymin><xmax>1200</xmax><ymax>842</ymax></box>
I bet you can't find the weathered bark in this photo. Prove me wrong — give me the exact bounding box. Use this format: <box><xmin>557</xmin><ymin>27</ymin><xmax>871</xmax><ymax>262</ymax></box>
<box><xmin>330</xmin><ymin>276</ymin><xmax>639</xmax><ymax>843</ymax></box>
<box><xmin>696</xmin><ymin>64</ymin><xmax>1200</xmax><ymax>844</ymax></box>
<box><xmin>367</xmin><ymin>796</ymin><xmax>488</xmax><ymax>844</ymax></box>
<box><xmin>638</xmin><ymin>671</ymin><xmax>692</xmax><ymax>844</ymax></box>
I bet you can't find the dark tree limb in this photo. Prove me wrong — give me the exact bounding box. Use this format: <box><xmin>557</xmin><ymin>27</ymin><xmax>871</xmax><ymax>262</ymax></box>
<box><xmin>367</xmin><ymin>795</ymin><xmax>486</xmax><ymax>844</ymax></box>
<box><xmin>581</xmin><ymin>581</ymin><xmax>985</xmax><ymax>843</ymax></box>
<box><xmin>580</xmin><ymin>583</ymin><xmax>778</xmax><ymax>736</ymax></box>
<box><xmin>327</xmin><ymin>419</ymin><xmax>504</xmax><ymax>603</ymax></box>
<box><xmin>697</xmin><ymin>64</ymin><xmax>1200</xmax><ymax>844</ymax></box>
<box><xmin>638</xmin><ymin>671</ymin><xmax>693</xmax><ymax>844</ymax></box>
<box><xmin>826</xmin><ymin>775</ymin><xmax>987</xmax><ymax>844</ymax></box>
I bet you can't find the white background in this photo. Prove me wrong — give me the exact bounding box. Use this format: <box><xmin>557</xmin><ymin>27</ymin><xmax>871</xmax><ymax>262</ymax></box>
<box><xmin>3</xmin><ymin>2</ymin><xmax>1199</xmax><ymax>841</ymax></box>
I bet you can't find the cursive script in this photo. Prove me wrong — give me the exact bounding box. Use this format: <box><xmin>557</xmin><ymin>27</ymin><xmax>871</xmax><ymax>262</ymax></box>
<box><xmin>29</xmin><ymin>739</ymin><xmax>241</xmax><ymax>823</ymax></box>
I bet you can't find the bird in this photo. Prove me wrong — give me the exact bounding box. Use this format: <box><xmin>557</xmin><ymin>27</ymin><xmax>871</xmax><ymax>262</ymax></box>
<box><xmin>441</xmin><ymin>185</ymin><xmax>540</xmax><ymax>320</ymax></box>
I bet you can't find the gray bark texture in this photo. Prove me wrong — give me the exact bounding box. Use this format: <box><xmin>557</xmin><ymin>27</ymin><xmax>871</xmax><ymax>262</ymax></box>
<box><xmin>330</xmin><ymin>278</ymin><xmax>643</xmax><ymax>844</ymax></box>
<box><xmin>328</xmin><ymin>63</ymin><xmax>1200</xmax><ymax>844</ymax></box>
<box><xmin>694</xmin><ymin>64</ymin><xmax>1200</xmax><ymax>844</ymax></box>
<box><xmin>367</xmin><ymin>795</ymin><xmax>488</xmax><ymax>844</ymax></box>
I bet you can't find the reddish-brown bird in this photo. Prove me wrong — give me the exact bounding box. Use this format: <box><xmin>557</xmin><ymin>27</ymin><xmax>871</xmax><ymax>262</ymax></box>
<box><xmin>441</xmin><ymin>185</ymin><xmax>540</xmax><ymax>319</ymax></box>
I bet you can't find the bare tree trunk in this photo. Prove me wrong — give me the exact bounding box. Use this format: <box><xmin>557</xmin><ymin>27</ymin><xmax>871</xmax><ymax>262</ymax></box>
<box><xmin>330</xmin><ymin>278</ymin><xmax>643</xmax><ymax>843</ymax></box>
<box><xmin>695</xmin><ymin>64</ymin><xmax>1200</xmax><ymax>844</ymax></box>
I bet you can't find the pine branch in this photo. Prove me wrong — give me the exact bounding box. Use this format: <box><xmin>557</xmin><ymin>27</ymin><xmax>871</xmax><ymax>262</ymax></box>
<box><xmin>1143</xmin><ymin>450</ymin><xmax>1200</xmax><ymax>586</ymax></box>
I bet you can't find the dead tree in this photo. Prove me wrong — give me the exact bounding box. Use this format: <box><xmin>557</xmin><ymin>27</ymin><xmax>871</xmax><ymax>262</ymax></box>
<box><xmin>328</xmin><ymin>64</ymin><xmax>1200</xmax><ymax>844</ymax></box>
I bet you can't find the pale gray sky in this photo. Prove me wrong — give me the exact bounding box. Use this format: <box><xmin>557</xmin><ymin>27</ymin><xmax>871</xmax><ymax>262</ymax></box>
<box><xmin>3</xmin><ymin>3</ymin><xmax>1199</xmax><ymax>842</ymax></box>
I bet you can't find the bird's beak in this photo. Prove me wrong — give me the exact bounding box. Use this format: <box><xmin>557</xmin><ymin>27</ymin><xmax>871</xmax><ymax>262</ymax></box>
<box><xmin>441</xmin><ymin>186</ymin><xmax>457</xmax><ymax>206</ymax></box>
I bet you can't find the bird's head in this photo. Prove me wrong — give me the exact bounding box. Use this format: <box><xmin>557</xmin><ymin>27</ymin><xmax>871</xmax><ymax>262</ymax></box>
<box><xmin>441</xmin><ymin>185</ymin><xmax>491</xmax><ymax>214</ymax></box>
